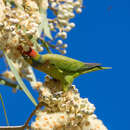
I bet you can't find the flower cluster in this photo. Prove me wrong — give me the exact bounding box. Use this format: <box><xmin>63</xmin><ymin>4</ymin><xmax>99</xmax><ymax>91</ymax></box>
<box><xmin>0</xmin><ymin>0</ymin><xmax>83</xmax><ymax>57</ymax></box>
<box><xmin>31</xmin><ymin>76</ymin><xmax>107</xmax><ymax>130</ymax></box>
<box><xmin>0</xmin><ymin>0</ymin><xmax>42</xmax><ymax>58</ymax></box>
<box><xmin>49</xmin><ymin>0</ymin><xmax>83</xmax><ymax>33</ymax></box>
<box><xmin>39</xmin><ymin>76</ymin><xmax>95</xmax><ymax>115</ymax></box>
<box><xmin>32</xmin><ymin>113</ymin><xmax>107</xmax><ymax>130</ymax></box>
<box><xmin>48</xmin><ymin>0</ymin><xmax>83</xmax><ymax>54</ymax></box>
<box><xmin>0</xmin><ymin>0</ymin><xmax>43</xmax><ymax>84</ymax></box>
<box><xmin>82</xmin><ymin>114</ymin><xmax>108</xmax><ymax>130</ymax></box>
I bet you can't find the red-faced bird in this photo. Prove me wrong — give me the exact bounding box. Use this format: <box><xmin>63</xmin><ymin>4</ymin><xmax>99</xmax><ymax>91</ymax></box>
<box><xmin>18</xmin><ymin>47</ymin><xmax>111</xmax><ymax>91</ymax></box>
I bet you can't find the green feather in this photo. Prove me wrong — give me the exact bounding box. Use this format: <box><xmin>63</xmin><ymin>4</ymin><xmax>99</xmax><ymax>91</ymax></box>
<box><xmin>40</xmin><ymin>54</ymin><xmax>85</xmax><ymax>72</ymax></box>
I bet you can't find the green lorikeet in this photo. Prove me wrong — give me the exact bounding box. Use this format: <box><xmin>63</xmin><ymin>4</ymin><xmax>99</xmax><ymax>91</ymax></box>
<box><xmin>18</xmin><ymin>47</ymin><xmax>111</xmax><ymax>91</ymax></box>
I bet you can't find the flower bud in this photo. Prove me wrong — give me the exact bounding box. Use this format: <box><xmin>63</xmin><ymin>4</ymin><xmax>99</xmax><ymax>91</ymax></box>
<box><xmin>76</xmin><ymin>8</ymin><xmax>82</xmax><ymax>13</ymax></box>
<box><xmin>57</xmin><ymin>40</ymin><xmax>63</xmax><ymax>45</ymax></box>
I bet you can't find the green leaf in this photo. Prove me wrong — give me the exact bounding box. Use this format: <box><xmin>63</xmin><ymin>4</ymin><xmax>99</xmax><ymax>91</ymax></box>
<box><xmin>0</xmin><ymin>93</ymin><xmax>9</xmax><ymax>126</ymax></box>
<box><xmin>39</xmin><ymin>8</ymin><xmax>52</xmax><ymax>39</ymax></box>
<box><xmin>4</xmin><ymin>53</ymin><xmax>37</xmax><ymax>106</ymax></box>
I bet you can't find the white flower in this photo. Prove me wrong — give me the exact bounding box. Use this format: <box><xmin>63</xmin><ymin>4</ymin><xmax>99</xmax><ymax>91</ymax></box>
<box><xmin>82</xmin><ymin>115</ymin><xmax>108</xmax><ymax>130</ymax></box>
<box><xmin>0</xmin><ymin>0</ymin><xmax>5</xmax><ymax>22</ymax></box>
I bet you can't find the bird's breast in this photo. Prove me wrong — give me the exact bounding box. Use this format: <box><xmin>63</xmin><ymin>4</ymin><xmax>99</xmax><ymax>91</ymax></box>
<box><xmin>31</xmin><ymin>59</ymin><xmax>64</xmax><ymax>80</ymax></box>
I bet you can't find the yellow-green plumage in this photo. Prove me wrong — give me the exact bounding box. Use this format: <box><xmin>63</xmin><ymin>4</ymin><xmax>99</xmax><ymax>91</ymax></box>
<box><xmin>23</xmin><ymin>50</ymin><xmax>111</xmax><ymax>91</ymax></box>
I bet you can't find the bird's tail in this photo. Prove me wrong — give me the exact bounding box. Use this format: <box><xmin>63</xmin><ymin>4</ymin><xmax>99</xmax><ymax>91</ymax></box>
<box><xmin>100</xmin><ymin>67</ymin><xmax>112</xmax><ymax>70</ymax></box>
<box><xmin>81</xmin><ymin>66</ymin><xmax>112</xmax><ymax>75</ymax></box>
<box><xmin>73</xmin><ymin>66</ymin><xmax>111</xmax><ymax>78</ymax></box>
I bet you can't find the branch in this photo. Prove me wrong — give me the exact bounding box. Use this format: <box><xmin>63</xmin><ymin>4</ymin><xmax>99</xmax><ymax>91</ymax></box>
<box><xmin>0</xmin><ymin>125</ymin><xmax>24</xmax><ymax>130</ymax></box>
<box><xmin>0</xmin><ymin>76</ymin><xmax>21</xmax><ymax>90</ymax></box>
<box><xmin>23</xmin><ymin>102</ymin><xmax>49</xmax><ymax>129</ymax></box>
<box><xmin>0</xmin><ymin>102</ymin><xmax>49</xmax><ymax>130</ymax></box>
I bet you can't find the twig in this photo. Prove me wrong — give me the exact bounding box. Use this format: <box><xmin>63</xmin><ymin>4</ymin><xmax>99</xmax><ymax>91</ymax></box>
<box><xmin>0</xmin><ymin>93</ymin><xmax>9</xmax><ymax>126</ymax></box>
<box><xmin>23</xmin><ymin>102</ymin><xmax>49</xmax><ymax>129</ymax></box>
<box><xmin>0</xmin><ymin>125</ymin><xmax>24</xmax><ymax>130</ymax></box>
<box><xmin>48</xmin><ymin>5</ymin><xmax>58</xmax><ymax>16</ymax></box>
<box><xmin>39</xmin><ymin>38</ymin><xmax>52</xmax><ymax>54</ymax></box>
<box><xmin>47</xmin><ymin>41</ymin><xmax>57</xmax><ymax>49</ymax></box>
<box><xmin>0</xmin><ymin>76</ymin><xmax>21</xmax><ymax>90</ymax></box>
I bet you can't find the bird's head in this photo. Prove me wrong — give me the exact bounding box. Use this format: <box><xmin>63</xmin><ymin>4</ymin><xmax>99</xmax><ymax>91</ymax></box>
<box><xmin>17</xmin><ymin>45</ymin><xmax>37</xmax><ymax>60</ymax></box>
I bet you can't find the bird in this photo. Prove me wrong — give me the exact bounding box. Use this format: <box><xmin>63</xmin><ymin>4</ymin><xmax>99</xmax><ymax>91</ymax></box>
<box><xmin>17</xmin><ymin>46</ymin><xmax>111</xmax><ymax>91</ymax></box>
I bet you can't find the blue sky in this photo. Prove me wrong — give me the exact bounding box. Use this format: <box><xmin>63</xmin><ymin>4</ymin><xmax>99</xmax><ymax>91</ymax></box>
<box><xmin>0</xmin><ymin>0</ymin><xmax>130</xmax><ymax>129</ymax></box>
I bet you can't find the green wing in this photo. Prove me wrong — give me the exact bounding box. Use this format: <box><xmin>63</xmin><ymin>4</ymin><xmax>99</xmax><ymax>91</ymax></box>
<box><xmin>41</xmin><ymin>54</ymin><xmax>100</xmax><ymax>72</ymax></box>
